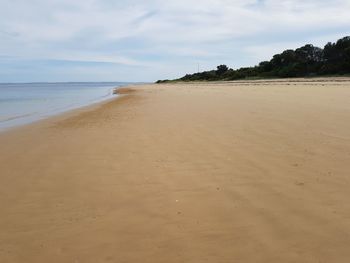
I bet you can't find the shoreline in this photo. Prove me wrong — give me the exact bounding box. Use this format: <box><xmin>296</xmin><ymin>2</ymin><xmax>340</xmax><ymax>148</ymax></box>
<box><xmin>0</xmin><ymin>95</ymin><xmax>117</xmax><ymax>135</ymax></box>
<box><xmin>1</xmin><ymin>79</ymin><xmax>350</xmax><ymax>262</ymax></box>
<box><xmin>1</xmin><ymin>77</ymin><xmax>349</xmax><ymax>135</ymax></box>
<box><xmin>0</xmin><ymin>84</ymin><xmax>139</xmax><ymax>134</ymax></box>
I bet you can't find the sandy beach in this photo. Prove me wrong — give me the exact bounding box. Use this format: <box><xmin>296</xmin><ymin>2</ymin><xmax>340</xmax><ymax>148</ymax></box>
<box><xmin>1</xmin><ymin>79</ymin><xmax>350</xmax><ymax>262</ymax></box>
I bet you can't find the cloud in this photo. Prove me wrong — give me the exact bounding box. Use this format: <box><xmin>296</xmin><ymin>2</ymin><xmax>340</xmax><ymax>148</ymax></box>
<box><xmin>0</xmin><ymin>0</ymin><xmax>350</xmax><ymax>81</ymax></box>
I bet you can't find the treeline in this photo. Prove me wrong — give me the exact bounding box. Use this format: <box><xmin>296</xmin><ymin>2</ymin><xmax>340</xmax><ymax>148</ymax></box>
<box><xmin>156</xmin><ymin>36</ymin><xmax>350</xmax><ymax>83</ymax></box>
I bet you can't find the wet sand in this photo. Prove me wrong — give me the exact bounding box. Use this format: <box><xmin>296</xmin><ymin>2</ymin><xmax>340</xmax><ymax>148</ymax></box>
<box><xmin>1</xmin><ymin>79</ymin><xmax>350</xmax><ymax>262</ymax></box>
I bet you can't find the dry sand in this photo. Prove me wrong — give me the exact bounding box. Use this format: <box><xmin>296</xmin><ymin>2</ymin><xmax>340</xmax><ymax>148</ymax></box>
<box><xmin>1</xmin><ymin>79</ymin><xmax>350</xmax><ymax>262</ymax></box>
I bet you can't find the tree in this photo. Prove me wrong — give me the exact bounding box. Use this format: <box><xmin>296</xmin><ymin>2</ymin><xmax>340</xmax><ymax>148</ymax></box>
<box><xmin>216</xmin><ymin>65</ymin><xmax>229</xmax><ymax>75</ymax></box>
<box><xmin>155</xmin><ymin>35</ymin><xmax>350</xmax><ymax>83</ymax></box>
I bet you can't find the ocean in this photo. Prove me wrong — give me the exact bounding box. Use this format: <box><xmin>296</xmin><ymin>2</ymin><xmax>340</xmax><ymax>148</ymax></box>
<box><xmin>0</xmin><ymin>82</ymin><xmax>130</xmax><ymax>131</ymax></box>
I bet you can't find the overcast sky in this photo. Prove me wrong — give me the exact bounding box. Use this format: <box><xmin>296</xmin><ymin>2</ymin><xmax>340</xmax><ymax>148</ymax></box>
<box><xmin>1</xmin><ymin>0</ymin><xmax>350</xmax><ymax>82</ymax></box>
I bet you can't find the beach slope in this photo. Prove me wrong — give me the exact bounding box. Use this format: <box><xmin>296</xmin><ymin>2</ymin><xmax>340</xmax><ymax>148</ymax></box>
<box><xmin>1</xmin><ymin>80</ymin><xmax>350</xmax><ymax>262</ymax></box>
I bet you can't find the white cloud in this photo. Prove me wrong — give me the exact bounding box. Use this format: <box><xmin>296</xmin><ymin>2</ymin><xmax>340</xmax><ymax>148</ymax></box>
<box><xmin>0</xmin><ymin>0</ymin><xmax>350</xmax><ymax>81</ymax></box>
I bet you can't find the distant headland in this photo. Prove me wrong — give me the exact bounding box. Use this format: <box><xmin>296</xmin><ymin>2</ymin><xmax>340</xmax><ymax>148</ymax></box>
<box><xmin>157</xmin><ymin>36</ymin><xmax>350</xmax><ymax>83</ymax></box>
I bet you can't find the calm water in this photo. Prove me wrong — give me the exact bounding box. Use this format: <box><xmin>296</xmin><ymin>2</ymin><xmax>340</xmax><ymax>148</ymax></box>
<box><xmin>0</xmin><ymin>82</ymin><xmax>130</xmax><ymax>131</ymax></box>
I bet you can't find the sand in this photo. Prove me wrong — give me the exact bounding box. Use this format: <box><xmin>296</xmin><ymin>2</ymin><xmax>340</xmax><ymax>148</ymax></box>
<box><xmin>1</xmin><ymin>79</ymin><xmax>350</xmax><ymax>262</ymax></box>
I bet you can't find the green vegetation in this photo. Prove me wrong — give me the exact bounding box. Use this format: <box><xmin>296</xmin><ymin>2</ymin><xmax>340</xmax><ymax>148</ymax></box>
<box><xmin>156</xmin><ymin>36</ymin><xmax>350</xmax><ymax>83</ymax></box>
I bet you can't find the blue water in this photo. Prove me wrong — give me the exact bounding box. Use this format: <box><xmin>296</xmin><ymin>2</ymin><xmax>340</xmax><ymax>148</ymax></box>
<box><xmin>0</xmin><ymin>82</ymin><xmax>130</xmax><ymax>131</ymax></box>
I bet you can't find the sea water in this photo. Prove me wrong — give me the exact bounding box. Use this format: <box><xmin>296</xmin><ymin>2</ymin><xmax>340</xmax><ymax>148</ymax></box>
<box><xmin>0</xmin><ymin>82</ymin><xmax>130</xmax><ymax>131</ymax></box>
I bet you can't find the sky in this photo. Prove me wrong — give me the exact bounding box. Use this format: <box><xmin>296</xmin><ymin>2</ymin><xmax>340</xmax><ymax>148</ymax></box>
<box><xmin>0</xmin><ymin>0</ymin><xmax>350</xmax><ymax>82</ymax></box>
